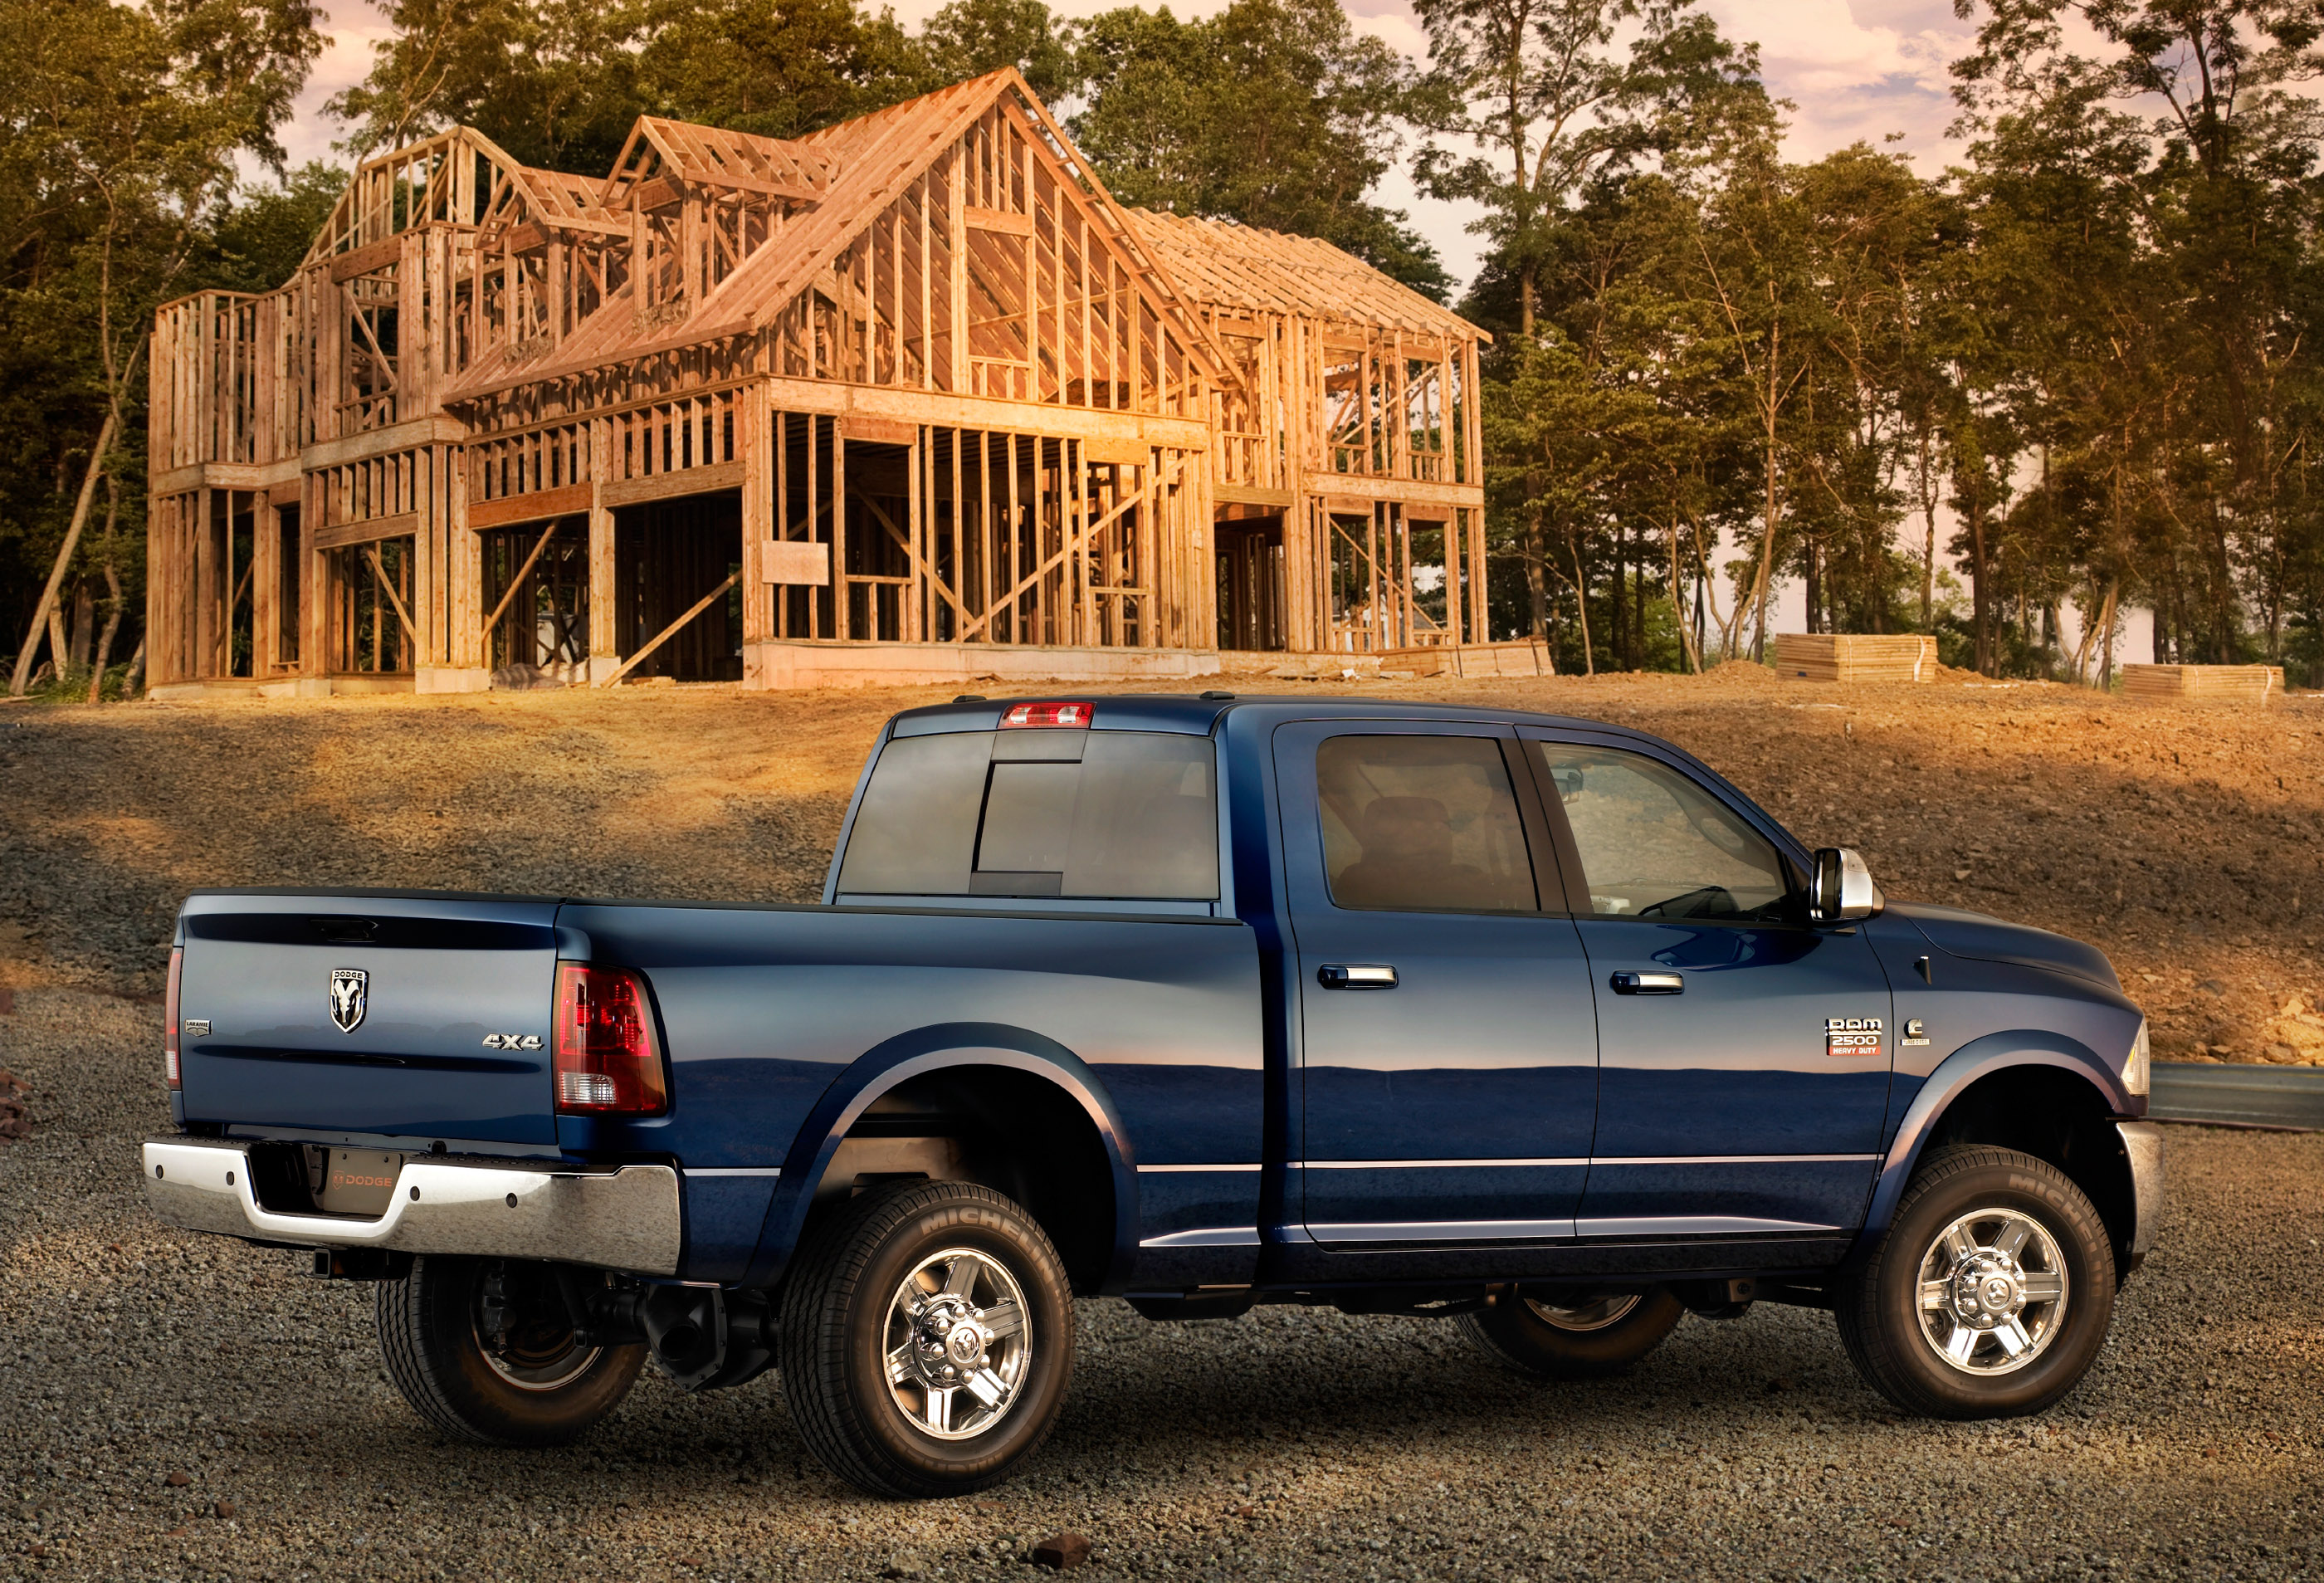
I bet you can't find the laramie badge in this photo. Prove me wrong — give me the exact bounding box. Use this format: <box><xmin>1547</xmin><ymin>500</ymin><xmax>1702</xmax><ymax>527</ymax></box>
<box><xmin>330</xmin><ymin>968</ymin><xmax>369</xmax><ymax>1033</ymax></box>
<box><xmin>1824</xmin><ymin>1016</ymin><xmax>1882</xmax><ymax>1058</ymax></box>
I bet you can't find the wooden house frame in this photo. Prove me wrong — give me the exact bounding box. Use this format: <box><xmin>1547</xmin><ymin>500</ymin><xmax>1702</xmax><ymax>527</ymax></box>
<box><xmin>144</xmin><ymin>71</ymin><xmax>1508</xmax><ymax>695</ymax></box>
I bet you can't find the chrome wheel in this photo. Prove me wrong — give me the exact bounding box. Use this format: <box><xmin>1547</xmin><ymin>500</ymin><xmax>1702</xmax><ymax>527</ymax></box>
<box><xmin>1915</xmin><ymin>1207</ymin><xmax>2069</xmax><ymax>1376</ymax></box>
<box><xmin>1525</xmin><ymin>1292</ymin><xmax>1643</xmax><ymax>1332</ymax></box>
<box><xmin>882</xmin><ymin>1247</ymin><xmax>1032</xmax><ymax>1440</ymax></box>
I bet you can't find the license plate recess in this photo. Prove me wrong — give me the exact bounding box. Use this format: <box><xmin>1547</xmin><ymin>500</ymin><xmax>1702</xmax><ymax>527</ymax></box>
<box><xmin>315</xmin><ymin>1149</ymin><xmax>404</xmax><ymax>1217</ymax></box>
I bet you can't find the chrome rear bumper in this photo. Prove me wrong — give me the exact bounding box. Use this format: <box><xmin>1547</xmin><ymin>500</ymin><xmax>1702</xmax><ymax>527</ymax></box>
<box><xmin>140</xmin><ymin>1139</ymin><xmax>681</xmax><ymax>1276</ymax></box>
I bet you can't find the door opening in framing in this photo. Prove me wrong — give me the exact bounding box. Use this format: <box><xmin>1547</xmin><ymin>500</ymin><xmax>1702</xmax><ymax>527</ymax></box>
<box><xmin>275</xmin><ymin>506</ymin><xmax>301</xmax><ymax>669</ymax></box>
<box><xmin>1216</xmin><ymin>514</ymin><xmax>1286</xmax><ymax>651</ymax></box>
<box><xmin>481</xmin><ymin>516</ymin><xmax>590</xmax><ymax>682</ymax></box>
<box><xmin>615</xmin><ymin>493</ymin><xmax>743</xmax><ymax>682</ymax></box>
<box><xmin>327</xmin><ymin>537</ymin><xmax>417</xmax><ymax>674</ymax></box>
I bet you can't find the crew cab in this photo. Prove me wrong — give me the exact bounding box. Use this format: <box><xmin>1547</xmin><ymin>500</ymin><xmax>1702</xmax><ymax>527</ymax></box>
<box><xmin>144</xmin><ymin>695</ymin><xmax>2161</xmax><ymax>1496</ymax></box>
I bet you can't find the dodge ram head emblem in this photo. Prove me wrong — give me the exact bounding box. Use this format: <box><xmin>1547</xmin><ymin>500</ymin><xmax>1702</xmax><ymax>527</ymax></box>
<box><xmin>330</xmin><ymin>969</ymin><xmax>369</xmax><ymax>1033</ymax></box>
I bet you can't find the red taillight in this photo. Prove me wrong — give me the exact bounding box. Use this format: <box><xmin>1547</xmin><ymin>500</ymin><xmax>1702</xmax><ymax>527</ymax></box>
<box><xmin>164</xmin><ymin>946</ymin><xmax>183</xmax><ymax>1091</ymax></box>
<box><xmin>998</xmin><ymin>701</ymin><xmax>1093</xmax><ymax>729</ymax></box>
<box><xmin>554</xmin><ymin>964</ymin><xmax>667</xmax><ymax>1116</ymax></box>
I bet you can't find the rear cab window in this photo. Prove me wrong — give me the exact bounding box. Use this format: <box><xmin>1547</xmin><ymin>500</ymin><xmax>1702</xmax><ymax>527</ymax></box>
<box><xmin>836</xmin><ymin>726</ymin><xmax>1221</xmax><ymax>908</ymax></box>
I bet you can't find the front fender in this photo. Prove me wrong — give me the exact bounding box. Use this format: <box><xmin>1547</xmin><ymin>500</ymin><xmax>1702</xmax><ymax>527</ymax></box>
<box><xmin>1858</xmin><ymin>1028</ymin><xmax>2129</xmax><ymax>1248</ymax></box>
<box><xmin>738</xmin><ymin>1022</ymin><xmax>1140</xmax><ymax>1290</ymax></box>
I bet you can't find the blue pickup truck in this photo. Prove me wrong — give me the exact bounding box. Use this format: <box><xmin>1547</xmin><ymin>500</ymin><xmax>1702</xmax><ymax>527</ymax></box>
<box><xmin>144</xmin><ymin>695</ymin><xmax>2160</xmax><ymax>1496</ymax></box>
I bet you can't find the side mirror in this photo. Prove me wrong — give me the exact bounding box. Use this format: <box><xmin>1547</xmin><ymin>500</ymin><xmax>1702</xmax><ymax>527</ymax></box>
<box><xmin>1811</xmin><ymin>848</ymin><xmax>1883</xmax><ymax>923</ymax></box>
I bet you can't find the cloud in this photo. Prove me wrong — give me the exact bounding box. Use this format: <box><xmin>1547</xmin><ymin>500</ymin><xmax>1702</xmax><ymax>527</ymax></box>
<box><xmin>1347</xmin><ymin>7</ymin><xmax>1427</xmax><ymax>57</ymax></box>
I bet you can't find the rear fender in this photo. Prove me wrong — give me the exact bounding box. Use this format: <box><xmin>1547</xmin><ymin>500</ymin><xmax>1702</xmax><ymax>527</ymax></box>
<box><xmin>1858</xmin><ymin>1029</ymin><xmax>2129</xmax><ymax>1249</ymax></box>
<box><xmin>739</xmin><ymin>1022</ymin><xmax>1138</xmax><ymax>1290</ymax></box>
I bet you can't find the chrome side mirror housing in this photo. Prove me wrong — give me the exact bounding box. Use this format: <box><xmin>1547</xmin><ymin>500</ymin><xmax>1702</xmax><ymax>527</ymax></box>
<box><xmin>1811</xmin><ymin>847</ymin><xmax>1883</xmax><ymax>923</ymax></box>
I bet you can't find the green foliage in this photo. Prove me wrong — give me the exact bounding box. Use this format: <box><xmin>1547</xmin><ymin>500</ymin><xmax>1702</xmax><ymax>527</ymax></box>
<box><xmin>204</xmin><ymin>163</ymin><xmax>344</xmax><ymax>293</ymax></box>
<box><xmin>639</xmin><ymin>0</ymin><xmax>926</xmax><ymax>142</ymax></box>
<box><xmin>920</xmin><ymin>0</ymin><xmax>1078</xmax><ymax>101</ymax></box>
<box><xmin>0</xmin><ymin>0</ymin><xmax>323</xmax><ymax>681</ymax></box>
<box><xmin>1068</xmin><ymin>0</ymin><xmax>1450</xmax><ymax>299</ymax></box>
<box><xmin>1460</xmin><ymin>0</ymin><xmax>2324</xmax><ymax>683</ymax></box>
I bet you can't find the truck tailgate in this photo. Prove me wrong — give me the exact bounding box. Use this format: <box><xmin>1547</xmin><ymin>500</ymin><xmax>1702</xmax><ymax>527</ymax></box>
<box><xmin>176</xmin><ymin>893</ymin><xmax>563</xmax><ymax>1146</ymax></box>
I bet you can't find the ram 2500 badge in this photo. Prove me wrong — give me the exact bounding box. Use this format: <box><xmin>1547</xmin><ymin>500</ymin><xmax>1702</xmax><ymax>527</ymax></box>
<box><xmin>144</xmin><ymin>696</ymin><xmax>2161</xmax><ymax>1496</ymax></box>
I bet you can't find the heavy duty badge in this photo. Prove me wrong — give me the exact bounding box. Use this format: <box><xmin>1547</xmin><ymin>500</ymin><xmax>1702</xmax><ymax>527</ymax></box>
<box><xmin>330</xmin><ymin>968</ymin><xmax>369</xmax><ymax>1033</ymax></box>
<box><xmin>1824</xmin><ymin>1016</ymin><xmax>1882</xmax><ymax>1058</ymax></box>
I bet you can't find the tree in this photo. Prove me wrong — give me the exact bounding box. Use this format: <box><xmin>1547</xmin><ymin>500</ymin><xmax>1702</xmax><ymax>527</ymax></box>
<box><xmin>1412</xmin><ymin>0</ymin><xmax>1758</xmax><ymax>334</ymax></box>
<box><xmin>325</xmin><ymin>0</ymin><xmax>647</xmax><ymax>169</ymax></box>
<box><xmin>639</xmin><ymin>0</ymin><xmax>925</xmax><ymax>142</ymax></box>
<box><xmin>1070</xmin><ymin>0</ymin><xmax>1451</xmax><ymax>299</ymax></box>
<box><xmin>0</xmin><ymin>0</ymin><xmax>325</xmax><ymax>694</ymax></box>
<box><xmin>920</xmin><ymin>0</ymin><xmax>1077</xmax><ymax>102</ymax></box>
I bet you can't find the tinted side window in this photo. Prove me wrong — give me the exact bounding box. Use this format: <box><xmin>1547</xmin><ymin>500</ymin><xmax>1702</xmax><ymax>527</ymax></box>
<box><xmin>837</xmin><ymin>730</ymin><xmax>1218</xmax><ymax>900</ymax></box>
<box><xmin>1534</xmin><ymin>744</ymin><xmax>1789</xmax><ymax>921</ymax></box>
<box><xmin>1316</xmin><ymin>735</ymin><xmax>1536</xmax><ymax>913</ymax></box>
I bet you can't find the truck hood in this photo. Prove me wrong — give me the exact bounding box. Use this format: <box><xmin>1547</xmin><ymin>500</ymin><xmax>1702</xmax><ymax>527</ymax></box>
<box><xmin>1887</xmin><ymin>901</ymin><xmax>2121</xmax><ymax>991</ymax></box>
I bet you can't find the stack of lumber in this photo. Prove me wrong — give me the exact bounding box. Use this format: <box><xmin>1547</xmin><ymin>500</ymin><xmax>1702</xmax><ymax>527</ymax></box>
<box><xmin>2121</xmin><ymin>663</ymin><xmax>2283</xmax><ymax>702</ymax></box>
<box><xmin>1379</xmin><ymin>640</ymin><xmax>1552</xmax><ymax>678</ymax></box>
<box><xmin>1773</xmin><ymin>633</ymin><xmax>1937</xmax><ymax>682</ymax></box>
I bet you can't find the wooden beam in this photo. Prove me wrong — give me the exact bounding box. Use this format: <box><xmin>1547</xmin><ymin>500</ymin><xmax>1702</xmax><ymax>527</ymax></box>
<box><xmin>330</xmin><ymin>237</ymin><xmax>403</xmax><ymax>284</ymax></box>
<box><xmin>603</xmin><ymin>461</ymin><xmax>746</xmax><ymax>507</ymax></box>
<box><xmin>470</xmin><ymin>481</ymin><xmax>593</xmax><ymax>530</ymax></box>
<box><xmin>314</xmin><ymin>511</ymin><xmax>421</xmax><ymax>550</ymax></box>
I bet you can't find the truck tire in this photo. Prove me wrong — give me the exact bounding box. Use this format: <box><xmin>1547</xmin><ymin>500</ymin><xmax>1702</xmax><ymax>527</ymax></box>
<box><xmin>1458</xmin><ymin>1287</ymin><xmax>1686</xmax><ymax>1380</ymax></box>
<box><xmin>1835</xmin><ymin>1145</ymin><xmax>2115</xmax><ymax>1419</ymax></box>
<box><xmin>376</xmin><ymin>1255</ymin><xmax>646</xmax><ymax>1447</ymax></box>
<box><xmin>779</xmin><ymin>1180</ymin><xmax>1074</xmax><ymax>1498</ymax></box>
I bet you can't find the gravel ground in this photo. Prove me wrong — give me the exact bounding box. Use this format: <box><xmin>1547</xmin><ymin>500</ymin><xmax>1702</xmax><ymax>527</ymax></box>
<box><xmin>2</xmin><ymin>670</ymin><xmax>2322</xmax><ymax>1580</ymax></box>
<box><xmin>2</xmin><ymin>987</ymin><xmax>2319</xmax><ymax>1581</ymax></box>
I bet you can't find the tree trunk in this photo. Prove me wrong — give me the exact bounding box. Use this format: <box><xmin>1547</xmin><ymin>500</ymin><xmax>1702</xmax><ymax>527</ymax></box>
<box><xmin>69</xmin><ymin>582</ymin><xmax>94</xmax><ymax>669</ymax></box>
<box><xmin>1969</xmin><ymin>487</ymin><xmax>1990</xmax><ymax>676</ymax></box>
<box><xmin>10</xmin><ymin>409</ymin><xmax>118</xmax><ymax>696</ymax></box>
<box><xmin>1568</xmin><ymin>533</ymin><xmax>1594</xmax><ymax>677</ymax></box>
<box><xmin>86</xmin><ymin>476</ymin><xmax>125</xmax><ymax>705</ymax></box>
<box><xmin>1749</xmin><ymin>450</ymin><xmax>1779</xmax><ymax>662</ymax></box>
<box><xmin>1522</xmin><ymin>492</ymin><xmax>1549</xmax><ymax>642</ymax></box>
<box><xmin>1609</xmin><ymin>522</ymin><xmax>1628</xmax><ymax>670</ymax></box>
<box><xmin>124</xmin><ymin>637</ymin><xmax>145</xmax><ymax>699</ymax></box>
<box><xmin>1668</xmin><ymin>520</ymin><xmax>1701</xmax><ymax>673</ymax></box>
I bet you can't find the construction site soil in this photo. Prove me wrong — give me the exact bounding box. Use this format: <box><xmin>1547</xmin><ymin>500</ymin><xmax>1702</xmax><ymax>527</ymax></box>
<box><xmin>2</xmin><ymin>662</ymin><xmax>2317</xmax><ymax>1063</ymax></box>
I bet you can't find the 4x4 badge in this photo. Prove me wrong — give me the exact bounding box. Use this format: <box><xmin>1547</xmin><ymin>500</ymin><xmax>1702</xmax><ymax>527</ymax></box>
<box><xmin>330</xmin><ymin>969</ymin><xmax>368</xmax><ymax>1033</ymax></box>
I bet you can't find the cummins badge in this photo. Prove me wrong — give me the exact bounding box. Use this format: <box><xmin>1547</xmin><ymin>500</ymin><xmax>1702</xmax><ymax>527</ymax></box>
<box><xmin>330</xmin><ymin>968</ymin><xmax>369</xmax><ymax>1033</ymax></box>
<box><xmin>1825</xmin><ymin>1016</ymin><xmax>1882</xmax><ymax>1058</ymax></box>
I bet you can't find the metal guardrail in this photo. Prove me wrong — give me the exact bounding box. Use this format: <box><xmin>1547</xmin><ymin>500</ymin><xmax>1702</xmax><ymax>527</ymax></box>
<box><xmin>2150</xmin><ymin>1063</ymin><xmax>2324</xmax><ymax>1131</ymax></box>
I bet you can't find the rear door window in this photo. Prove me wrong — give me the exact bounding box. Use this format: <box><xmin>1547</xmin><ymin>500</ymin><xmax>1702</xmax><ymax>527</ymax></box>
<box><xmin>838</xmin><ymin>731</ymin><xmax>1219</xmax><ymax>900</ymax></box>
<box><xmin>1316</xmin><ymin>735</ymin><xmax>1536</xmax><ymax>913</ymax></box>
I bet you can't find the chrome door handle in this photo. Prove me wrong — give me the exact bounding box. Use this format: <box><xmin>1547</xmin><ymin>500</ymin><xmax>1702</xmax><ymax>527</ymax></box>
<box><xmin>1609</xmin><ymin>970</ymin><xmax>1684</xmax><ymax>995</ymax></box>
<box><xmin>1318</xmin><ymin>964</ymin><xmax>1399</xmax><ymax>990</ymax></box>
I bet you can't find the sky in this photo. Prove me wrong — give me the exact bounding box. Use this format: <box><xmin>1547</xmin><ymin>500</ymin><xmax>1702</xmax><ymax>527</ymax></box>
<box><xmin>266</xmin><ymin>0</ymin><xmax>2151</xmax><ymax>663</ymax></box>
<box><xmin>273</xmin><ymin>0</ymin><xmax>1985</xmax><ymax>295</ymax></box>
